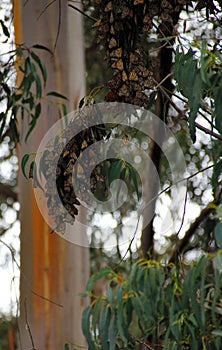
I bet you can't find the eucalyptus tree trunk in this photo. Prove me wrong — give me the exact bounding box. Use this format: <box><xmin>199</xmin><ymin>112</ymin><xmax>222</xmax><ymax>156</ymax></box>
<box><xmin>14</xmin><ymin>1</ymin><xmax>88</xmax><ymax>349</ymax></box>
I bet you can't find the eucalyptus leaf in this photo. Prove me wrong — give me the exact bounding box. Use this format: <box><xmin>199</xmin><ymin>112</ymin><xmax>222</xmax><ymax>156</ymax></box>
<box><xmin>214</xmin><ymin>222</ymin><xmax>222</xmax><ymax>248</ymax></box>
<box><xmin>21</xmin><ymin>153</ymin><xmax>30</xmax><ymax>179</ymax></box>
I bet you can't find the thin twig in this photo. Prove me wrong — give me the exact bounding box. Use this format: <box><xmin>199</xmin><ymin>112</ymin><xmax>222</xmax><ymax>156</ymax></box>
<box><xmin>68</xmin><ymin>3</ymin><xmax>97</xmax><ymax>22</ymax></box>
<box><xmin>154</xmin><ymin>72</ymin><xmax>173</xmax><ymax>90</ymax></box>
<box><xmin>194</xmin><ymin>121</ymin><xmax>222</xmax><ymax>140</ymax></box>
<box><xmin>152</xmin><ymin>77</ymin><xmax>222</xmax><ymax>141</ymax></box>
<box><xmin>151</xmin><ymin>20</ymin><xmax>176</xmax><ymax>53</ymax></box>
<box><xmin>131</xmin><ymin>334</ymin><xmax>162</xmax><ymax>349</ymax></box>
<box><xmin>24</xmin><ymin>299</ymin><xmax>37</xmax><ymax>350</ymax></box>
<box><xmin>0</xmin><ymin>238</ymin><xmax>63</xmax><ymax>308</ymax></box>
<box><xmin>169</xmin><ymin>187</ymin><xmax>222</xmax><ymax>263</ymax></box>
<box><xmin>176</xmin><ymin>179</ymin><xmax>188</xmax><ymax>237</ymax></box>
<box><xmin>37</xmin><ymin>0</ymin><xmax>56</xmax><ymax>20</ymax></box>
<box><xmin>142</xmin><ymin>161</ymin><xmax>221</xmax><ymax>217</ymax></box>
<box><xmin>171</xmin><ymin>91</ymin><xmax>216</xmax><ymax>129</ymax></box>
<box><xmin>113</xmin><ymin>216</ymin><xmax>141</xmax><ymax>270</ymax></box>
<box><xmin>149</xmin><ymin>40</ymin><xmax>168</xmax><ymax>53</ymax></box>
<box><xmin>53</xmin><ymin>0</ymin><xmax>62</xmax><ymax>53</ymax></box>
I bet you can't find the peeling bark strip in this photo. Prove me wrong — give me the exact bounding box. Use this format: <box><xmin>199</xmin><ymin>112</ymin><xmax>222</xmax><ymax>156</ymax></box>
<box><xmin>16</xmin><ymin>1</ymin><xmax>88</xmax><ymax>348</ymax></box>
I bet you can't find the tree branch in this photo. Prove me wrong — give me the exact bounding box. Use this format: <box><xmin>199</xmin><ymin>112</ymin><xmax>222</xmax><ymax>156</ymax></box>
<box><xmin>169</xmin><ymin>188</ymin><xmax>222</xmax><ymax>263</ymax></box>
<box><xmin>68</xmin><ymin>3</ymin><xmax>97</xmax><ymax>22</ymax></box>
<box><xmin>153</xmin><ymin>78</ymin><xmax>222</xmax><ymax>141</ymax></box>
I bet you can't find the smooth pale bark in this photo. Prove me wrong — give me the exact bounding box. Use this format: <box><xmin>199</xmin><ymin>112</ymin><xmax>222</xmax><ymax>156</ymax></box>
<box><xmin>14</xmin><ymin>1</ymin><xmax>88</xmax><ymax>349</ymax></box>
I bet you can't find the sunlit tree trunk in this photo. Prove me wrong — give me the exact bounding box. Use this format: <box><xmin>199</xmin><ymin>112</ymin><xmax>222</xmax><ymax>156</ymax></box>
<box><xmin>14</xmin><ymin>1</ymin><xmax>88</xmax><ymax>349</ymax></box>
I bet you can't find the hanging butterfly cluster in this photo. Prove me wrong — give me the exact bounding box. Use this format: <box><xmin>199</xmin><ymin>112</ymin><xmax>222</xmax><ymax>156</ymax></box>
<box><xmin>38</xmin><ymin>105</ymin><xmax>112</xmax><ymax>233</ymax></box>
<box><xmin>92</xmin><ymin>0</ymin><xmax>187</xmax><ymax>108</ymax></box>
<box><xmin>34</xmin><ymin>0</ymin><xmax>194</xmax><ymax>233</ymax></box>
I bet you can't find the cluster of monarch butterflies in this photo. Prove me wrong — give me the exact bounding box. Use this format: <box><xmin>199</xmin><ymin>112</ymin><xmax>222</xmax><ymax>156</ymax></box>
<box><xmin>39</xmin><ymin>105</ymin><xmax>113</xmax><ymax>233</ymax></box>
<box><xmin>35</xmin><ymin>0</ymin><xmax>220</xmax><ymax>233</ymax></box>
<box><xmin>39</xmin><ymin>103</ymin><xmax>137</xmax><ymax>233</ymax></box>
<box><xmin>92</xmin><ymin>0</ymin><xmax>189</xmax><ymax>107</ymax></box>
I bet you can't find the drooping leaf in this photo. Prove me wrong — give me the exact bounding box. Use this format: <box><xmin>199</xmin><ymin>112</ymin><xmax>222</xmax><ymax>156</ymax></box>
<box><xmin>116</xmin><ymin>284</ymin><xmax>128</xmax><ymax>345</ymax></box>
<box><xmin>211</xmin><ymin>329</ymin><xmax>222</xmax><ymax>337</ymax></box>
<box><xmin>109</xmin><ymin>159</ymin><xmax>123</xmax><ymax>184</ymax></box>
<box><xmin>30</xmin><ymin>160</ymin><xmax>44</xmax><ymax>191</ymax></box>
<box><xmin>25</xmin><ymin>118</ymin><xmax>37</xmax><ymax>142</ymax></box>
<box><xmin>106</xmin><ymin>284</ymin><xmax>114</xmax><ymax>307</ymax></box>
<box><xmin>31</xmin><ymin>51</ymin><xmax>47</xmax><ymax>86</ymax></box>
<box><xmin>34</xmin><ymin>72</ymin><xmax>42</xmax><ymax>98</ymax></box>
<box><xmin>86</xmin><ymin>266</ymin><xmax>111</xmax><ymax>292</ymax></box>
<box><xmin>21</xmin><ymin>153</ymin><xmax>30</xmax><ymax>179</ymax></box>
<box><xmin>33</xmin><ymin>103</ymin><xmax>41</xmax><ymax>122</ymax></box>
<box><xmin>109</xmin><ymin>313</ymin><xmax>118</xmax><ymax>350</ymax></box>
<box><xmin>214</xmin><ymin>83</ymin><xmax>222</xmax><ymax>134</ymax></box>
<box><xmin>82</xmin><ymin>306</ymin><xmax>96</xmax><ymax>350</ymax></box>
<box><xmin>39</xmin><ymin>149</ymin><xmax>50</xmax><ymax>180</ymax></box>
<box><xmin>92</xmin><ymin>297</ymin><xmax>102</xmax><ymax>337</ymax></box>
<box><xmin>0</xmin><ymin>19</ymin><xmax>10</xmax><ymax>38</ymax></box>
<box><xmin>47</xmin><ymin>91</ymin><xmax>68</xmax><ymax>100</ymax></box>
<box><xmin>128</xmin><ymin>164</ymin><xmax>140</xmax><ymax>200</ymax></box>
<box><xmin>99</xmin><ymin>305</ymin><xmax>111</xmax><ymax>350</ymax></box>
<box><xmin>188</xmin><ymin>70</ymin><xmax>203</xmax><ymax>142</ymax></box>
<box><xmin>174</xmin><ymin>48</ymin><xmax>204</xmax><ymax>142</ymax></box>
<box><xmin>214</xmin><ymin>222</ymin><xmax>222</xmax><ymax>248</ymax></box>
<box><xmin>32</xmin><ymin>43</ymin><xmax>53</xmax><ymax>55</ymax></box>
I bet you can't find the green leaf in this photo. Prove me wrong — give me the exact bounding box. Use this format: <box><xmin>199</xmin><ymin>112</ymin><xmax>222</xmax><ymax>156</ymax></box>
<box><xmin>125</xmin><ymin>298</ymin><xmax>133</xmax><ymax>327</ymax></box>
<box><xmin>2</xmin><ymin>82</ymin><xmax>11</xmax><ymax>95</ymax></box>
<box><xmin>9</xmin><ymin>118</ymin><xmax>19</xmax><ymax>142</ymax></box>
<box><xmin>106</xmin><ymin>284</ymin><xmax>114</xmax><ymax>308</ymax></box>
<box><xmin>14</xmin><ymin>93</ymin><xmax>23</xmax><ymax>102</ymax></box>
<box><xmin>0</xmin><ymin>19</ymin><xmax>10</xmax><ymax>38</ymax></box>
<box><xmin>31</xmin><ymin>51</ymin><xmax>47</xmax><ymax>87</ymax></box>
<box><xmin>34</xmin><ymin>73</ymin><xmax>42</xmax><ymax>98</ymax></box>
<box><xmin>30</xmin><ymin>160</ymin><xmax>44</xmax><ymax>191</ymax></box>
<box><xmin>214</xmin><ymin>222</ymin><xmax>222</xmax><ymax>248</ymax></box>
<box><xmin>21</xmin><ymin>154</ymin><xmax>30</xmax><ymax>179</ymax></box>
<box><xmin>214</xmin><ymin>84</ymin><xmax>222</xmax><ymax>134</ymax></box>
<box><xmin>29</xmin><ymin>61</ymin><xmax>37</xmax><ymax>74</ymax></box>
<box><xmin>128</xmin><ymin>164</ymin><xmax>140</xmax><ymax>200</ymax></box>
<box><xmin>81</xmin><ymin>306</ymin><xmax>96</xmax><ymax>350</ymax></box>
<box><xmin>212</xmin><ymin>329</ymin><xmax>222</xmax><ymax>337</ymax></box>
<box><xmin>188</xmin><ymin>70</ymin><xmax>203</xmax><ymax>142</ymax></box>
<box><xmin>64</xmin><ymin>343</ymin><xmax>69</xmax><ymax>350</ymax></box>
<box><xmin>47</xmin><ymin>91</ymin><xmax>68</xmax><ymax>100</ymax></box>
<box><xmin>32</xmin><ymin>44</ymin><xmax>53</xmax><ymax>55</ymax></box>
<box><xmin>100</xmin><ymin>306</ymin><xmax>111</xmax><ymax>350</ymax></box>
<box><xmin>212</xmin><ymin>146</ymin><xmax>222</xmax><ymax>194</ymax></box>
<box><xmin>116</xmin><ymin>284</ymin><xmax>128</xmax><ymax>344</ymax></box>
<box><xmin>25</xmin><ymin>118</ymin><xmax>37</xmax><ymax>142</ymax></box>
<box><xmin>92</xmin><ymin>297</ymin><xmax>102</xmax><ymax>337</ymax></box>
<box><xmin>0</xmin><ymin>112</ymin><xmax>6</xmax><ymax>139</ymax></box>
<box><xmin>60</xmin><ymin>103</ymin><xmax>68</xmax><ymax>121</ymax></box>
<box><xmin>174</xmin><ymin>48</ymin><xmax>203</xmax><ymax>142</ymax></box>
<box><xmin>109</xmin><ymin>313</ymin><xmax>118</xmax><ymax>350</ymax></box>
<box><xmin>35</xmin><ymin>103</ymin><xmax>41</xmax><ymax>119</ymax></box>
<box><xmin>116</xmin><ymin>167</ymin><xmax>127</xmax><ymax>203</ymax></box>
<box><xmin>39</xmin><ymin>149</ymin><xmax>50</xmax><ymax>180</ymax></box>
<box><xmin>109</xmin><ymin>159</ymin><xmax>123</xmax><ymax>184</ymax></box>
<box><xmin>86</xmin><ymin>267</ymin><xmax>111</xmax><ymax>292</ymax></box>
